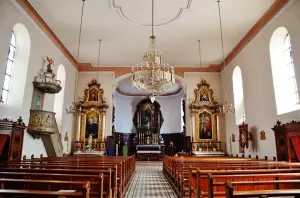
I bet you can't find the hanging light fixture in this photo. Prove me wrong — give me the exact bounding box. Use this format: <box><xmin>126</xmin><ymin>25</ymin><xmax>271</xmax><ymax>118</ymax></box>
<box><xmin>131</xmin><ymin>0</ymin><xmax>175</xmax><ymax>103</ymax></box>
<box><xmin>217</xmin><ymin>0</ymin><xmax>235</xmax><ymax>114</ymax></box>
<box><xmin>66</xmin><ymin>0</ymin><xmax>86</xmax><ymax>115</ymax></box>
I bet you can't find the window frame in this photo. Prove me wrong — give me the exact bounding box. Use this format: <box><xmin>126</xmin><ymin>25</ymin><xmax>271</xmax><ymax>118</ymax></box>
<box><xmin>1</xmin><ymin>31</ymin><xmax>16</xmax><ymax>104</ymax></box>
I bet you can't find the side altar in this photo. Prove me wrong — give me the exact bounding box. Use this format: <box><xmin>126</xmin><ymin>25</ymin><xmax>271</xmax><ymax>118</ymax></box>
<box><xmin>73</xmin><ymin>80</ymin><xmax>108</xmax><ymax>156</ymax></box>
<box><xmin>133</xmin><ymin>98</ymin><xmax>165</xmax><ymax>160</ymax></box>
<box><xmin>189</xmin><ymin>80</ymin><xmax>224</xmax><ymax>156</ymax></box>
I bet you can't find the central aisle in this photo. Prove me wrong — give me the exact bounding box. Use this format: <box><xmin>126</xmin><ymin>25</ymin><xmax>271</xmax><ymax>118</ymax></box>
<box><xmin>125</xmin><ymin>162</ymin><xmax>177</xmax><ymax>198</ymax></box>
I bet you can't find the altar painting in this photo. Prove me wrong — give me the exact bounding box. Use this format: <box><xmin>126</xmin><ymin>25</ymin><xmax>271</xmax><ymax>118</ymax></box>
<box><xmin>199</xmin><ymin>111</ymin><xmax>212</xmax><ymax>139</ymax></box>
<box><xmin>88</xmin><ymin>88</ymin><xmax>98</xmax><ymax>101</ymax></box>
<box><xmin>200</xmin><ymin>90</ymin><xmax>209</xmax><ymax>102</ymax></box>
<box><xmin>141</xmin><ymin>103</ymin><xmax>156</xmax><ymax>127</ymax></box>
<box><xmin>85</xmin><ymin>111</ymin><xmax>99</xmax><ymax>138</ymax></box>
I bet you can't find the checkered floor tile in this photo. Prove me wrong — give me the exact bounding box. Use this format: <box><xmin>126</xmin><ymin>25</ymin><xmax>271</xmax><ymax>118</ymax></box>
<box><xmin>125</xmin><ymin>164</ymin><xmax>177</xmax><ymax>198</ymax></box>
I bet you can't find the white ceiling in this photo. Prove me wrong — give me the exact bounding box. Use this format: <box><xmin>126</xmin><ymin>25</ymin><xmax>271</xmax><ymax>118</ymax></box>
<box><xmin>29</xmin><ymin>0</ymin><xmax>275</xmax><ymax>67</ymax></box>
<box><xmin>117</xmin><ymin>77</ymin><xmax>182</xmax><ymax>95</ymax></box>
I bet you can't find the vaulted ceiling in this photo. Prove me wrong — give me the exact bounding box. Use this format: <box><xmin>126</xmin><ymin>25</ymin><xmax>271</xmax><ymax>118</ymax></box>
<box><xmin>29</xmin><ymin>0</ymin><xmax>276</xmax><ymax>67</ymax></box>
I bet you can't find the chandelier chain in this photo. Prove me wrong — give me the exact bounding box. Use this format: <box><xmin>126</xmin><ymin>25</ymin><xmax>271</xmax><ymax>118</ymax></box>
<box><xmin>217</xmin><ymin>0</ymin><xmax>226</xmax><ymax>70</ymax></box>
<box><xmin>97</xmin><ymin>39</ymin><xmax>102</xmax><ymax>81</ymax></box>
<box><xmin>198</xmin><ymin>40</ymin><xmax>202</xmax><ymax>68</ymax></box>
<box><xmin>152</xmin><ymin>0</ymin><xmax>154</xmax><ymax>36</ymax></box>
<box><xmin>76</xmin><ymin>0</ymin><xmax>85</xmax><ymax>62</ymax></box>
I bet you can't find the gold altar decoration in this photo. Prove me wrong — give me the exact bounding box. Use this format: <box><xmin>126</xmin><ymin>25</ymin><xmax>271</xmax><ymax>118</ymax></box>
<box><xmin>189</xmin><ymin>80</ymin><xmax>220</xmax><ymax>142</ymax></box>
<box><xmin>75</xmin><ymin>79</ymin><xmax>109</xmax><ymax>144</ymax></box>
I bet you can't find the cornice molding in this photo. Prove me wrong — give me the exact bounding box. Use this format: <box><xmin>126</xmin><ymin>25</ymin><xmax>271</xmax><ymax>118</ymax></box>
<box><xmin>116</xmin><ymin>87</ymin><xmax>183</xmax><ymax>97</ymax></box>
<box><xmin>15</xmin><ymin>0</ymin><xmax>78</xmax><ymax>69</ymax></box>
<box><xmin>78</xmin><ymin>63</ymin><xmax>221</xmax><ymax>78</ymax></box>
<box><xmin>109</xmin><ymin>0</ymin><xmax>192</xmax><ymax>26</ymax></box>
<box><xmin>220</xmin><ymin>0</ymin><xmax>289</xmax><ymax>70</ymax></box>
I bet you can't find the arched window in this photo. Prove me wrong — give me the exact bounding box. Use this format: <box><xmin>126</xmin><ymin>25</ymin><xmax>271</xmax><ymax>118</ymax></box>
<box><xmin>1</xmin><ymin>32</ymin><xmax>16</xmax><ymax>104</ymax></box>
<box><xmin>0</xmin><ymin>23</ymin><xmax>30</xmax><ymax>108</ymax></box>
<box><xmin>232</xmin><ymin>66</ymin><xmax>245</xmax><ymax>125</ymax></box>
<box><xmin>270</xmin><ymin>27</ymin><xmax>299</xmax><ymax>115</ymax></box>
<box><xmin>53</xmin><ymin>64</ymin><xmax>66</xmax><ymax>131</ymax></box>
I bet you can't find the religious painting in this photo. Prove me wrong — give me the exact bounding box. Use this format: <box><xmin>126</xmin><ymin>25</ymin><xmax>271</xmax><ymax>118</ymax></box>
<box><xmin>239</xmin><ymin>124</ymin><xmax>249</xmax><ymax>153</ymax></box>
<box><xmin>88</xmin><ymin>88</ymin><xmax>98</xmax><ymax>101</ymax></box>
<box><xmin>200</xmin><ymin>89</ymin><xmax>209</xmax><ymax>102</ymax></box>
<box><xmin>31</xmin><ymin>89</ymin><xmax>44</xmax><ymax>110</ymax></box>
<box><xmin>141</xmin><ymin>103</ymin><xmax>156</xmax><ymax>127</ymax></box>
<box><xmin>85</xmin><ymin>111</ymin><xmax>99</xmax><ymax>138</ymax></box>
<box><xmin>232</xmin><ymin>133</ymin><xmax>235</xmax><ymax>142</ymax></box>
<box><xmin>260</xmin><ymin>130</ymin><xmax>266</xmax><ymax>140</ymax></box>
<box><xmin>199</xmin><ymin>111</ymin><xmax>212</xmax><ymax>139</ymax></box>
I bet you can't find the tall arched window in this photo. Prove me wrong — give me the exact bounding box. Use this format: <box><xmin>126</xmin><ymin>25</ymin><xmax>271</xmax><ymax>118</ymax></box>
<box><xmin>1</xmin><ymin>32</ymin><xmax>16</xmax><ymax>104</ymax></box>
<box><xmin>0</xmin><ymin>23</ymin><xmax>30</xmax><ymax>108</ymax></box>
<box><xmin>232</xmin><ymin>66</ymin><xmax>245</xmax><ymax>125</ymax></box>
<box><xmin>270</xmin><ymin>27</ymin><xmax>299</xmax><ymax>115</ymax></box>
<box><xmin>54</xmin><ymin>64</ymin><xmax>66</xmax><ymax>131</ymax></box>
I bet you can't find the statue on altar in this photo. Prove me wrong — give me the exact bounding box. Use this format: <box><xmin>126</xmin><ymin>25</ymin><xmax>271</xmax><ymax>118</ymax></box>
<box><xmin>146</xmin><ymin>136</ymin><xmax>151</xmax><ymax>144</ymax></box>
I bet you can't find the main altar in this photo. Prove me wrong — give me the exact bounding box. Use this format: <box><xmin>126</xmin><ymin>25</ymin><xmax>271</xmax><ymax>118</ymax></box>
<box><xmin>133</xmin><ymin>98</ymin><xmax>165</xmax><ymax>160</ymax></box>
<box><xmin>73</xmin><ymin>80</ymin><xmax>108</xmax><ymax>156</ymax></box>
<box><xmin>189</xmin><ymin>80</ymin><xmax>224</xmax><ymax>156</ymax></box>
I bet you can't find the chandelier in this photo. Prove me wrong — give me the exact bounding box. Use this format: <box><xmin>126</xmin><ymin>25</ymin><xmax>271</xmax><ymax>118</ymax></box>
<box><xmin>66</xmin><ymin>0</ymin><xmax>85</xmax><ymax>115</ymax></box>
<box><xmin>131</xmin><ymin>0</ymin><xmax>175</xmax><ymax>102</ymax></box>
<box><xmin>217</xmin><ymin>0</ymin><xmax>235</xmax><ymax>114</ymax></box>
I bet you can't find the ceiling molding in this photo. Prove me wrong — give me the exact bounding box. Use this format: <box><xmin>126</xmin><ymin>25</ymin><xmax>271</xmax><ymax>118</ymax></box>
<box><xmin>116</xmin><ymin>87</ymin><xmax>183</xmax><ymax>97</ymax></box>
<box><xmin>220</xmin><ymin>0</ymin><xmax>289</xmax><ymax>70</ymax></box>
<box><xmin>15</xmin><ymin>0</ymin><xmax>78</xmax><ymax>69</ymax></box>
<box><xmin>78</xmin><ymin>63</ymin><xmax>221</xmax><ymax>78</ymax></box>
<box><xmin>109</xmin><ymin>0</ymin><xmax>192</xmax><ymax>27</ymax></box>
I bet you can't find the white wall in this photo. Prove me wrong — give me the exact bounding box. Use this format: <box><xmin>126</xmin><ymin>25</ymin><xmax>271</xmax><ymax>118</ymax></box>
<box><xmin>114</xmin><ymin>92</ymin><xmax>184</xmax><ymax>134</ymax></box>
<box><xmin>223</xmin><ymin>0</ymin><xmax>300</xmax><ymax>159</ymax></box>
<box><xmin>0</xmin><ymin>0</ymin><xmax>77</xmax><ymax>157</ymax></box>
<box><xmin>76</xmin><ymin>72</ymin><xmax>114</xmax><ymax>138</ymax></box>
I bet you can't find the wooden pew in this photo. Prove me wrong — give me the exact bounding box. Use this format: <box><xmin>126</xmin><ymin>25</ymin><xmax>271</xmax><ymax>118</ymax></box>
<box><xmin>225</xmin><ymin>181</ymin><xmax>300</xmax><ymax>198</ymax></box>
<box><xmin>207</xmin><ymin>172</ymin><xmax>300</xmax><ymax>198</ymax></box>
<box><xmin>0</xmin><ymin>172</ymin><xmax>104</xmax><ymax>198</ymax></box>
<box><xmin>0</xmin><ymin>180</ymin><xmax>90</xmax><ymax>198</ymax></box>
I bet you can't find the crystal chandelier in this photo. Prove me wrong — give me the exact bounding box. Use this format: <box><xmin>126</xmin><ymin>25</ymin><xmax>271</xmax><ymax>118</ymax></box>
<box><xmin>66</xmin><ymin>0</ymin><xmax>85</xmax><ymax>115</ymax></box>
<box><xmin>217</xmin><ymin>0</ymin><xmax>235</xmax><ymax>114</ymax></box>
<box><xmin>131</xmin><ymin>0</ymin><xmax>175</xmax><ymax>102</ymax></box>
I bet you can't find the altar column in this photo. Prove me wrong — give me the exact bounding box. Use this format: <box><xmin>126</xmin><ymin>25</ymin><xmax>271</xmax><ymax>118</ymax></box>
<box><xmin>102</xmin><ymin>113</ymin><xmax>106</xmax><ymax>141</ymax></box>
<box><xmin>76</xmin><ymin>114</ymin><xmax>81</xmax><ymax>141</ymax></box>
<box><xmin>191</xmin><ymin>114</ymin><xmax>195</xmax><ymax>142</ymax></box>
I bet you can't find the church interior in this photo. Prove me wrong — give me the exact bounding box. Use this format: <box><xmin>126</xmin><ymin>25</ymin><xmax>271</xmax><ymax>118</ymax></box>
<box><xmin>0</xmin><ymin>0</ymin><xmax>300</xmax><ymax>197</ymax></box>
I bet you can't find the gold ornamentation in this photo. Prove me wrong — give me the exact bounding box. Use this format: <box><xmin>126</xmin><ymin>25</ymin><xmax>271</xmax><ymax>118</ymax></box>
<box><xmin>189</xmin><ymin>80</ymin><xmax>219</xmax><ymax>142</ymax></box>
<box><xmin>260</xmin><ymin>130</ymin><xmax>266</xmax><ymax>140</ymax></box>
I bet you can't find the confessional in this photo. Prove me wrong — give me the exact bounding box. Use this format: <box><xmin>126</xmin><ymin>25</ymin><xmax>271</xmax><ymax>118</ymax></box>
<box><xmin>189</xmin><ymin>80</ymin><xmax>224</xmax><ymax>156</ymax></box>
<box><xmin>0</xmin><ymin>117</ymin><xmax>26</xmax><ymax>161</ymax></box>
<box><xmin>272</xmin><ymin>120</ymin><xmax>300</xmax><ymax>162</ymax></box>
<box><xmin>133</xmin><ymin>98</ymin><xmax>165</xmax><ymax>160</ymax></box>
<box><xmin>73</xmin><ymin>80</ymin><xmax>108</xmax><ymax>156</ymax></box>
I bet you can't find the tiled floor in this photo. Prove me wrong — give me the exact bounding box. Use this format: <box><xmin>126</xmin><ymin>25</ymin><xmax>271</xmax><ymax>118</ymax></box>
<box><xmin>125</xmin><ymin>162</ymin><xmax>177</xmax><ymax>198</ymax></box>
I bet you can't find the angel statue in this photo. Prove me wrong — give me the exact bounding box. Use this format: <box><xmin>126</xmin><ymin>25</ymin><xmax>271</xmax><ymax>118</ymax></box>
<box><xmin>46</xmin><ymin>56</ymin><xmax>55</xmax><ymax>73</ymax></box>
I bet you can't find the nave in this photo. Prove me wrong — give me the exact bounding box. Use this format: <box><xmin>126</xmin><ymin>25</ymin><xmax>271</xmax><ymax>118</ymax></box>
<box><xmin>125</xmin><ymin>162</ymin><xmax>176</xmax><ymax>198</ymax></box>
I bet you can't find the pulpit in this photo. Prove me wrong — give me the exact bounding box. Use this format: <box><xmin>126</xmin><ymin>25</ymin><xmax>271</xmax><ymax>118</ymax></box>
<box><xmin>73</xmin><ymin>80</ymin><xmax>108</xmax><ymax>156</ymax></box>
<box><xmin>133</xmin><ymin>98</ymin><xmax>165</xmax><ymax>160</ymax></box>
